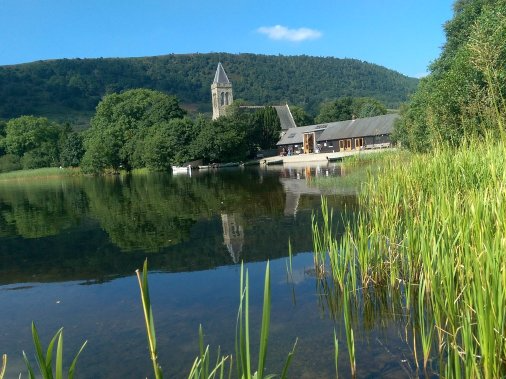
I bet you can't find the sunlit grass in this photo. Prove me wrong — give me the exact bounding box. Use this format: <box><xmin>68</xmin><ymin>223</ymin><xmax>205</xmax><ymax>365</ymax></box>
<box><xmin>312</xmin><ymin>137</ymin><xmax>506</xmax><ymax>377</ymax></box>
<box><xmin>0</xmin><ymin>167</ymin><xmax>81</xmax><ymax>182</ymax></box>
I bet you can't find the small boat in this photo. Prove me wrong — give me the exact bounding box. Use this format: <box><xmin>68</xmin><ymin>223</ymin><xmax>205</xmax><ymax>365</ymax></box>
<box><xmin>265</xmin><ymin>159</ymin><xmax>283</xmax><ymax>166</ymax></box>
<box><xmin>171</xmin><ymin>165</ymin><xmax>191</xmax><ymax>174</ymax></box>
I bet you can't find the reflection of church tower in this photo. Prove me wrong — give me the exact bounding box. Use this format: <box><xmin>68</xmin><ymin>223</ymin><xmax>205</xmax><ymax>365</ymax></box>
<box><xmin>221</xmin><ymin>213</ymin><xmax>244</xmax><ymax>264</ymax></box>
<box><xmin>211</xmin><ymin>63</ymin><xmax>233</xmax><ymax>120</ymax></box>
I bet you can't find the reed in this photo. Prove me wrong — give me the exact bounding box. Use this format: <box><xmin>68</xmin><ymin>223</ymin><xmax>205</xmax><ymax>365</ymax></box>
<box><xmin>235</xmin><ymin>261</ymin><xmax>297</xmax><ymax>379</ymax></box>
<box><xmin>333</xmin><ymin>330</ymin><xmax>339</xmax><ymax>379</ymax></box>
<box><xmin>22</xmin><ymin>322</ymin><xmax>87</xmax><ymax>379</ymax></box>
<box><xmin>312</xmin><ymin>136</ymin><xmax>506</xmax><ymax>377</ymax></box>
<box><xmin>136</xmin><ymin>260</ymin><xmax>295</xmax><ymax>379</ymax></box>
<box><xmin>0</xmin><ymin>354</ymin><xmax>6</xmax><ymax>379</ymax></box>
<box><xmin>0</xmin><ymin>167</ymin><xmax>81</xmax><ymax>181</ymax></box>
<box><xmin>136</xmin><ymin>260</ymin><xmax>163</xmax><ymax>379</ymax></box>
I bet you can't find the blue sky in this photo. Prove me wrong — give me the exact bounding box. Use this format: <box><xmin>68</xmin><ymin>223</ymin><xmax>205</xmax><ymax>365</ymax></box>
<box><xmin>0</xmin><ymin>0</ymin><xmax>454</xmax><ymax>78</ymax></box>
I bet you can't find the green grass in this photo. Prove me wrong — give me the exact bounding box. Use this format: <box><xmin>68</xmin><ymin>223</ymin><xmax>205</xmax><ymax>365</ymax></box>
<box><xmin>312</xmin><ymin>137</ymin><xmax>506</xmax><ymax>377</ymax></box>
<box><xmin>0</xmin><ymin>167</ymin><xmax>81</xmax><ymax>182</ymax></box>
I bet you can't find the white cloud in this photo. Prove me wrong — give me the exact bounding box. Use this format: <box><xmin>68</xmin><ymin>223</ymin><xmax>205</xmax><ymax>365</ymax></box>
<box><xmin>257</xmin><ymin>25</ymin><xmax>322</xmax><ymax>42</ymax></box>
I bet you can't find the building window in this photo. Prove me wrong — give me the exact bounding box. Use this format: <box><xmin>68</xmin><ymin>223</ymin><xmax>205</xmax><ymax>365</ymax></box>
<box><xmin>220</xmin><ymin>92</ymin><xmax>225</xmax><ymax>106</ymax></box>
<box><xmin>355</xmin><ymin>138</ymin><xmax>364</xmax><ymax>149</ymax></box>
<box><xmin>346</xmin><ymin>139</ymin><xmax>352</xmax><ymax>150</ymax></box>
<box><xmin>339</xmin><ymin>140</ymin><xmax>345</xmax><ymax>151</ymax></box>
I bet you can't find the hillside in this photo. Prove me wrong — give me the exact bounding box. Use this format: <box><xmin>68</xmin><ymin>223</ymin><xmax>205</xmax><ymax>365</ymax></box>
<box><xmin>0</xmin><ymin>53</ymin><xmax>418</xmax><ymax>128</ymax></box>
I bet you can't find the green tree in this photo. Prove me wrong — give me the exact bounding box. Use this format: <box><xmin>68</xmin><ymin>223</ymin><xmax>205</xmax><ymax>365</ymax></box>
<box><xmin>0</xmin><ymin>120</ymin><xmax>6</xmax><ymax>156</ymax></box>
<box><xmin>249</xmin><ymin>107</ymin><xmax>281</xmax><ymax>150</ymax></box>
<box><xmin>314</xmin><ymin>97</ymin><xmax>386</xmax><ymax>123</ymax></box>
<box><xmin>81</xmin><ymin>89</ymin><xmax>186</xmax><ymax>173</ymax></box>
<box><xmin>60</xmin><ymin>132</ymin><xmax>85</xmax><ymax>167</ymax></box>
<box><xmin>143</xmin><ymin>117</ymin><xmax>198</xmax><ymax>170</ymax></box>
<box><xmin>3</xmin><ymin>116</ymin><xmax>65</xmax><ymax>169</ymax></box>
<box><xmin>396</xmin><ymin>1</ymin><xmax>506</xmax><ymax>151</ymax></box>
<box><xmin>289</xmin><ymin>105</ymin><xmax>313</xmax><ymax>126</ymax></box>
<box><xmin>353</xmin><ymin>98</ymin><xmax>388</xmax><ymax>118</ymax></box>
<box><xmin>192</xmin><ymin>115</ymin><xmax>248</xmax><ymax>163</ymax></box>
<box><xmin>315</xmin><ymin>97</ymin><xmax>354</xmax><ymax>123</ymax></box>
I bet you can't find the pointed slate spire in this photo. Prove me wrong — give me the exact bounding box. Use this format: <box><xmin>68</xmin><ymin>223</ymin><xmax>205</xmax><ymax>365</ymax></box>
<box><xmin>213</xmin><ymin>62</ymin><xmax>230</xmax><ymax>84</ymax></box>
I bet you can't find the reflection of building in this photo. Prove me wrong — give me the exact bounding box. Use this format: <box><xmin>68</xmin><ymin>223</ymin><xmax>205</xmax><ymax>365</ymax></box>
<box><xmin>221</xmin><ymin>213</ymin><xmax>244</xmax><ymax>263</ymax></box>
<box><xmin>279</xmin><ymin>165</ymin><xmax>356</xmax><ymax>216</ymax></box>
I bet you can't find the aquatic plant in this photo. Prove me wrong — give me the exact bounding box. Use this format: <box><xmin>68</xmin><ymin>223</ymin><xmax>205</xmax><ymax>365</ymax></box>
<box><xmin>0</xmin><ymin>354</ymin><xmax>6</xmax><ymax>379</ymax></box>
<box><xmin>312</xmin><ymin>137</ymin><xmax>506</xmax><ymax>376</ymax></box>
<box><xmin>235</xmin><ymin>261</ymin><xmax>297</xmax><ymax>379</ymax></box>
<box><xmin>137</xmin><ymin>259</ymin><xmax>296</xmax><ymax>379</ymax></box>
<box><xmin>22</xmin><ymin>322</ymin><xmax>87</xmax><ymax>379</ymax></box>
<box><xmin>136</xmin><ymin>260</ymin><xmax>164</xmax><ymax>379</ymax></box>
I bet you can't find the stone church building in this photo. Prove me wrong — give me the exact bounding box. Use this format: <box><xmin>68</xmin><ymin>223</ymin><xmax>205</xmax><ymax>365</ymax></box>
<box><xmin>211</xmin><ymin>62</ymin><xmax>233</xmax><ymax>120</ymax></box>
<box><xmin>210</xmin><ymin>63</ymin><xmax>297</xmax><ymax>131</ymax></box>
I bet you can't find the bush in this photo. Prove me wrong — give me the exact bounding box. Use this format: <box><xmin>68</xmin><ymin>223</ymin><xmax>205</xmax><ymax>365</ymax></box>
<box><xmin>0</xmin><ymin>154</ymin><xmax>21</xmax><ymax>173</ymax></box>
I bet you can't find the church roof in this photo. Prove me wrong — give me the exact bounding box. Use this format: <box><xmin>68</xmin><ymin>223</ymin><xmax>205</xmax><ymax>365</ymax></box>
<box><xmin>274</xmin><ymin>105</ymin><xmax>297</xmax><ymax>130</ymax></box>
<box><xmin>213</xmin><ymin>62</ymin><xmax>230</xmax><ymax>84</ymax></box>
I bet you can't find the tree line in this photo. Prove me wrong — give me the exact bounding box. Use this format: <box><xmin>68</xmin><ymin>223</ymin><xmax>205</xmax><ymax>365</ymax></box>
<box><xmin>0</xmin><ymin>53</ymin><xmax>417</xmax><ymax>127</ymax></box>
<box><xmin>0</xmin><ymin>89</ymin><xmax>284</xmax><ymax>173</ymax></box>
<box><xmin>394</xmin><ymin>0</ymin><xmax>506</xmax><ymax>150</ymax></box>
<box><xmin>0</xmin><ymin>87</ymin><xmax>391</xmax><ymax>174</ymax></box>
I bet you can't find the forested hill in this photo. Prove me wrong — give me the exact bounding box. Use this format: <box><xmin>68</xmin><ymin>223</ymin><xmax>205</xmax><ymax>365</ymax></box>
<box><xmin>0</xmin><ymin>53</ymin><xmax>418</xmax><ymax>127</ymax></box>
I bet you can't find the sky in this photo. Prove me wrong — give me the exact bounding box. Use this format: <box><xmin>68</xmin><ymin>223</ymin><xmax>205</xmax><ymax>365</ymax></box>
<box><xmin>0</xmin><ymin>0</ymin><xmax>454</xmax><ymax>78</ymax></box>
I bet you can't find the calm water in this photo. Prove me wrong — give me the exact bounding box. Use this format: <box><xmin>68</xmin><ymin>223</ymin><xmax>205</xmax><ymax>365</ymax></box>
<box><xmin>0</xmin><ymin>164</ymin><xmax>419</xmax><ymax>378</ymax></box>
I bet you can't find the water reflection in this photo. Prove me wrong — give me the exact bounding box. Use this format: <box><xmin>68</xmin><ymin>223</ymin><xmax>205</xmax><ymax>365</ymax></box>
<box><xmin>1</xmin><ymin>164</ymin><xmax>421</xmax><ymax>379</ymax></box>
<box><xmin>0</xmin><ymin>164</ymin><xmax>359</xmax><ymax>285</ymax></box>
<box><xmin>221</xmin><ymin>213</ymin><xmax>244</xmax><ymax>264</ymax></box>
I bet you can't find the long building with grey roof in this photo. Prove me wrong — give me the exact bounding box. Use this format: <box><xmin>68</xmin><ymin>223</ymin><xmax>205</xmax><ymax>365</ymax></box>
<box><xmin>277</xmin><ymin>113</ymin><xmax>399</xmax><ymax>154</ymax></box>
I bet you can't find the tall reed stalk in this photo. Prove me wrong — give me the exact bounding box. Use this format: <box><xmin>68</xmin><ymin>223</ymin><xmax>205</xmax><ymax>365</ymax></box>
<box><xmin>22</xmin><ymin>322</ymin><xmax>87</xmax><ymax>379</ymax></box>
<box><xmin>136</xmin><ymin>260</ymin><xmax>163</xmax><ymax>379</ymax></box>
<box><xmin>0</xmin><ymin>354</ymin><xmax>6</xmax><ymax>379</ymax></box>
<box><xmin>312</xmin><ymin>136</ymin><xmax>506</xmax><ymax>377</ymax></box>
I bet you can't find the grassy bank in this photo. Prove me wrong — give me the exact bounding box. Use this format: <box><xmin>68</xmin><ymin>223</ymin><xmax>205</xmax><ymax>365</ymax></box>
<box><xmin>313</xmin><ymin>138</ymin><xmax>506</xmax><ymax>377</ymax></box>
<box><xmin>0</xmin><ymin>167</ymin><xmax>82</xmax><ymax>182</ymax></box>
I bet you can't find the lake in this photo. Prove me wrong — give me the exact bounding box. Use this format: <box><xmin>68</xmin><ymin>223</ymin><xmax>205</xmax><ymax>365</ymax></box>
<box><xmin>0</xmin><ymin>163</ymin><xmax>419</xmax><ymax>378</ymax></box>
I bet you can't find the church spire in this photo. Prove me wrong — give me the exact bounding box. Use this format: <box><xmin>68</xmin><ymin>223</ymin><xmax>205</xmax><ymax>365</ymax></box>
<box><xmin>213</xmin><ymin>62</ymin><xmax>230</xmax><ymax>84</ymax></box>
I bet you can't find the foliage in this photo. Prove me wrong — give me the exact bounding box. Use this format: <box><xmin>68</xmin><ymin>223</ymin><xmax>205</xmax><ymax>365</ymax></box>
<box><xmin>248</xmin><ymin>106</ymin><xmax>281</xmax><ymax>150</ymax></box>
<box><xmin>314</xmin><ymin>97</ymin><xmax>387</xmax><ymax>124</ymax></box>
<box><xmin>137</xmin><ymin>258</ymin><xmax>296</xmax><ymax>379</ymax></box>
<box><xmin>313</xmin><ymin>136</ymin><xmax>506</xmax><ymax>376</ymax></box>
<box><xmin>0</xmin><ymin>120</ymin><xmax>6</xmax><ymax>156</ymax></box>
<box><xmin>136</xmin><ymin>260</ymin><xmax>163</xmax><ymax>379</ymax></box>
<box><xmin>0</xmin><ymin>154</ymin><xmax>21</xmax><ymax>173</ymax></box>
<box><xmin>289</xmin><ymin>105</ymin><xmax>313</xmax><ymax>126</ymax></box>
<box><xmin>0</xmin><ymin>53</ymin><xmax>418</xmax><ymax>125</ymax></box>
<box><xmin>81</xmin><ymin>89</ymin><xmax>186</xmax><ymax>173</ymax></box>
<box><xmin>143</xmin><ymin>117</ymin><xmax>198</xmax><ymax>170</ymax></box>
<box><xmin>396</xmin><ymin>0</ymin><xmax>506</xmax><ymax>150</ymax></box>
<box><xmin>2</xmin><ymin>116</ymin><xmax>67</xmax><ymax>169</ymax></box>
<box><xmin>192</xmin><ymin>114</ymin><xmax>249</xmax><ymax>163</ymax></box>
<box><xmin>23</xmin><ymin>322</ymin><xmax>86</xmax><ymax>379</ymax></box>
<box><xmin>235</xmin><ymin>262</ymin><xmax>297</xmax><ymax>379</ymax></box>
<box><xmin>60</xmin><ymin>132</ymin><xmax>85</xmax><ymax>167</ymax></box>
<box><xmin>0</xmin><ymin>354</ymin><xmax>5</xmax><ymax>379</ymax></box>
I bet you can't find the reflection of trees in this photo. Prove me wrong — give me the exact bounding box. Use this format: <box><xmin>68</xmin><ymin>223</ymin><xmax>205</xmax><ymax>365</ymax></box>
<box><xmin>0</xmin><ymin>180</ymin><xmax>88</xmax><ymax>238</ymax></box>
<box><xmin>0</xmin><ymin>169</ymin><xmax>359</xmax><ymax>283</ymax></box>
<box><xmin>82</xmin><ymin>170</ymin><xmax>286</xmax><ymax>252</ymax></box>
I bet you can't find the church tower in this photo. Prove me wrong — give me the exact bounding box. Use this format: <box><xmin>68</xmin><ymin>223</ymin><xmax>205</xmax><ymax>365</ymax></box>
<box><xmin>211</xmin><ymin>62</ymin><xmax>233</xmax><ymax>120</ymax></box>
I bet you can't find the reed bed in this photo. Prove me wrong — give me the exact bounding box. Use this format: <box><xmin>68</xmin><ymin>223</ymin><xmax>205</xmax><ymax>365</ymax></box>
<box><xmin>313</xmin><ymin>138</ymin><xmax>506</xmax><ymax>377</ymax></box>
<box><xmin>0</xmin><ymin>167</ymin><xmax>81</xmax><ymax>182</ymax></box>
